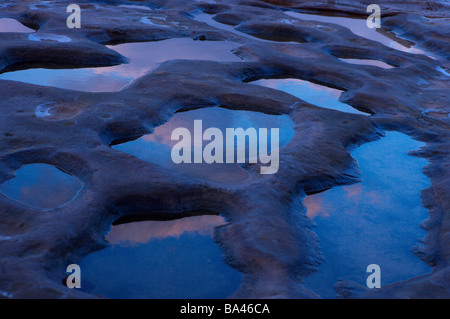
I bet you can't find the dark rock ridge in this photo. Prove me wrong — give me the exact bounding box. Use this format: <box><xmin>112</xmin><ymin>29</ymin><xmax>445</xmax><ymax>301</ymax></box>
<box><xmin>0</xmin><ymin>0</ymin><xmax>448</xmax><ymax>298</ymax></box>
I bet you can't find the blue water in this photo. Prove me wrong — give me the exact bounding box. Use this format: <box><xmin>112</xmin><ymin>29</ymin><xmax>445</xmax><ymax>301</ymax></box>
<box><xmin>0</xmin><ymin>18</ymin><xmax>34</xmax><ymax>33</ymax></box>
<box><xmin>251</xmin><ymin>78</ymin><xmax>369</xmax><ymax>115</ymax></box>
<box><xmin>79</xmin><ymin>220</ymin><xmax>242</xmax><ymax>299</ymax></box>
<box><xmin>193</xmin><ymin>12</ymin><xmax>279</xmax><ymax>43</ymax></box>
<box><xmin>0</xmin><ymin>38</ymin><xmax>242</xmax><ymax>92</ymax></box>
<box><xmin>284</xmin><ymin>11</ymin><xmax>427</xmax><ymax>56</ymax></box>
<box><xmin>0</xmin><ymin>163</ymin><xmax>83</xmax><ymax>209</ymax></box>
<box><xmin>338</xmin><ymin>58</ymin><xmax>394</xmax><ymax>69</ymax></box>
<box><xmin>303</xmin><ymin>132</ymin><xmax>432</xmax><ymax>298</ymax></box>
<box><xmin>113</xmin><ymin>107</ymin><xmax>295</xmax><ymax>182</ymax></box>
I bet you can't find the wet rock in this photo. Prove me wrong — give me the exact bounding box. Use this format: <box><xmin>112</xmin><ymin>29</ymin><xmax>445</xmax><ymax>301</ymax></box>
<box><xmin>0</xmin><ymin>0</ymin><xmax>448</xmax><ymax>299</ymax></box>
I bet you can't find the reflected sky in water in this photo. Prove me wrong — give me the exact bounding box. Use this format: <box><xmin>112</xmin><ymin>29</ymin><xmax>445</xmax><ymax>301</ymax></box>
<box><xmin>0</xmin><ymin>18</ymin><xmax>35</xmax><ymax>33</ymax></box>
<box><xmin>113</xmin><ymin>107</ymin><xmax>295</xmax><ymax>183</ymax></box>
<box><xmin>193</xmin><ymin>13</ymin><xmax>278</xmax><ymax>43</ymax></box>
<box><xmin>0</xmin><ymin>38</ymin><xmax>242</xmax><ymax>92</ymax></box>
<box><xmin>0</xmin><ymin>163</ymin><xmax>83</xmax><ymax>209</ymax></box>
<box><xmin>252</xmin><ymin>78</ymin><xmax>369</xmax><ymax>115</ymax></box>
<box><xmin>195</xmin><ymin>11</ymin><xmax>428</xmax><ymax>57</ymax></box>
<box><xmin>79</xmin><ymin>215</ymin><xmax>242</xmax><ymax>299</ymax></box>
<box><xmin>303</xmin><ymin>132</ymin><xmax>431</xmax><ymax>298</ymax></box>
<box><xmin>338</xmin><ymin>58</ymin><xmax>394</xmax><ymax>69</ymax></box>
<box><xmin>285</xmin><ymin>11</ymin><xmax>427</xmax><ymax>56</ymax></box>
<box><xmin>107</xmin><ymin>215</ymin><xmax>227</xmax><ymax>244</ymax></box>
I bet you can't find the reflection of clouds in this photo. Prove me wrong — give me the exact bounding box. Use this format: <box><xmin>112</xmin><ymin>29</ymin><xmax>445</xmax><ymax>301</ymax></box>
<box><xmin>304</xmin><ymin>195</ymin><xmax>329</xmax><ymax>218</ymax></box>
<box><xmin>255</xmin><ymin>78</ymin><xmax>341</xmax><ymax>99</ymax></box>
<box><xmin>115</xmin><ymin>107</ymin><xmax>293</xmax><ymax>182</ymax></box>
<box><xmin>170</xmin><ymin>162</ymin><xmax>249</xmax><ymax>183</ymax></box>
<box><xmin>71</xmin><ymin>71</ymin><xmax>131</xmax><ymax>92</ymax></box>
<box><xmin>0</xmin><ymin>39</ymin><xmax>241</xmax><ymax>92</ymax></box>
<box><xmin>141</xmin><ymin>112</ymin><xmax>203</xmax><ymax>147</ymax></box>
<box><xmin>106</xmin><ymin>215</ymin><xmax>227</xmax><ymax>245</ymax></box>
<box><xmin>305</xmin><ymin>184</ymin><xmax>384</xmax><ymax>219</ymax></box>
<box><xmin>97</xmin><ymin>39</ymin><xmax>242</xmax><ymax>80</ymax></box>
<box><xmin>388</xmin><ymin>40</ymin><xmax>427</xmax><ymax>55</ymax></box>
<box><xmin>253</xmin><ymin>78</ymin><xmax>368</xmax><ymax>115</ymax></box>
<box><xmin>127</xmin><ymin>106</ymin><xmax>294</xmax><ymax>152</ymax></box>
<box><xmin>343</xmin><ymin>184</ymin><xmax>362</xmax><ymax>198</ymax></box>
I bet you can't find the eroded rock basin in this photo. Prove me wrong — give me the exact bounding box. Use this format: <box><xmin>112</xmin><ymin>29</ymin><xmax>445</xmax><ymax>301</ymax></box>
<box><xmin>113</xmin><ymin>106</ymin><xmax>295</xmax><ymax>183</ymax></box>
<box><xmin>0</xmin><ymin>163</ymin><xmax>83</xmax><ymax>209</ymax></box>
<box><xmin>0</xmin><ymin>18</ymin><xmax>34</xmax><ymax>33</ymax></box>
<box><xmin>0</xmin><ymin>38</ymin><xmax>243</xmax><ymax>92</ymax></box>
<box><xmin>338</xmin><ymin>58</ymin><xmax>394</xmax><ymax>69</ymax></box>
<box><xmin>79</xmin><ymin>215</ymin><xmax>243</xmax><ymax>299</ymax></box>
<box><xmin>284</xmin><ymin>11</ymin><xmax>428</xmax><ymax>56</ymax></box>
<box><xmin>252</xmin><ymin>78</ymin><xmax>370</xmax><ymax>115</ymax></box>
<box><xmin>303</xmin><ymin>132</ymin><xmax>432</xmax><ymax>298</ymax></box>
<box><xmin>0</xmin><ymin>0</ymin><xmax>448</xmax><ymax>300</ymax></box>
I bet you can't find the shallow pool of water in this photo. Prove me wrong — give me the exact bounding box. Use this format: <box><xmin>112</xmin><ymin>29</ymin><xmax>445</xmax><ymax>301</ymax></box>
<box><xmin>0</xmin><ymin>38</ymin><xmax>242</xmax><ymax>92</ymax></box>
<box><xmin>0</xmin><ymin>18</ymin><xmax>35</xmax><ymax>33</ymax></box>
<box><xmin>284</xmin><ymin>11</ymin><xmax>427</xmax><ymax>56</ymax></box>
<box><xmin>0</xmin><ymin>163</ymin><xmax>83</xmax><ymax>209</ymax></box>
<box><xmin>79</xmin><ymin>215</ymin><xmax>242</xmax><ymax>298</ymax></box>
<box><xmin>113</xmin><ymin>106</ymin><xmax>295</xmax><ymax>183</ymax></box>
<box><xmin>302</xmin><ymin>132</ymin><xmax>431</xmax><ymax>298</ymax></box>
<box><xmin>338</xmin><ymin>58</ymin><xmax>394</xmax><ymax>69</ymax></box>
<box><xmin>28</xmin><ymin>33</ymin><xmax>72</xmax><ymax>43</ymax></box>
<box><xmin>193</xmin><ymin>13</ymin><xmax>277</xmax><ymax>43</ymax></box>
<box><xmin>117</xmin><ymin>4</ymin><xmax>154</xmax><ymax>11</ymax></box>
<box><xmin>251</xmin><ymin>78</ymin><xmax>369</xmax><ymax>115</ymax></box>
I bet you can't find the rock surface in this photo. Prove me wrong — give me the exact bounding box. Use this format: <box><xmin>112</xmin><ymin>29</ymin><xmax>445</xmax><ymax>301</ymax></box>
<box><xmin>0</xmin><ymin>0</ymin><xmax>448</xmax><ymax>298</ymax></box>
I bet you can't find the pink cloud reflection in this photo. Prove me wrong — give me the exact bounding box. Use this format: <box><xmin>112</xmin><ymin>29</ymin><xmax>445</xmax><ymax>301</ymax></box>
<box><xmin>304</xmin><ymin>195</ymin><xmax>330</xmax><ymax>218</ymax></box>
<box><xmin>305</xmin><ymin>184</ymin><xmax>385</xmax><ymax>219</ymax></box>
<box><xmin>90</xmin><ymin>39</ymin><xmax>242</xmax><ymax>80</ymax></box>
<box><xmin>106</xmin><ymin>215</ymin><xmax>227</xmax><ymax>245</ymax></box>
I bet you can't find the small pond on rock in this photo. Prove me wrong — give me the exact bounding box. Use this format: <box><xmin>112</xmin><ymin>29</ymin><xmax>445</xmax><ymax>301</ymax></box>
<box><xmin>0</xmin><ymin>163</ymin><xmax>83</xmax><ymax>209</ymax></box>
<box><xmin>302</xmin><ymin>132</ymin><xmax>432</xmax><ymax>298</ymax></box>
<box><xmin>0</xmin><ymin>18</ymin><xmax>35</xmax><ymax>33</ymax></box>
<box><xmin>0</xmin><ymin>38</ymin><xmax>243</xmax><ymax>92</ymax></box>
<box><xmin>79</xmin><ymin>215</ymin><xmax>243</xmax><ymax>299</ymax></box>
<box><xmin>337</xmin><ymin>58</ymin><xmax>394</xmax><ymax>69</ymax></box>
<box><xmin>251</xmin><ymin>78</ymin><xmax>370</xmax><ymax>115</ymax></box>
<box><xmin>284</xmin><ymin>11</ymin><xmax>428</xmax><ymax>56</ymax></box>
<box><xmin>113</xmin><ymin>106</ymin><xmax>295</xmax><ymax>183</ymax></box>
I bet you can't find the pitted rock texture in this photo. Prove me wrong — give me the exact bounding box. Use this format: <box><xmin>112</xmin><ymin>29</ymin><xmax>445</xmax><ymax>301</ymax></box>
<box><xmin>0</xmin><ymin>0</ymin><xmax>449</xmax><ymax>298</ymax></box>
